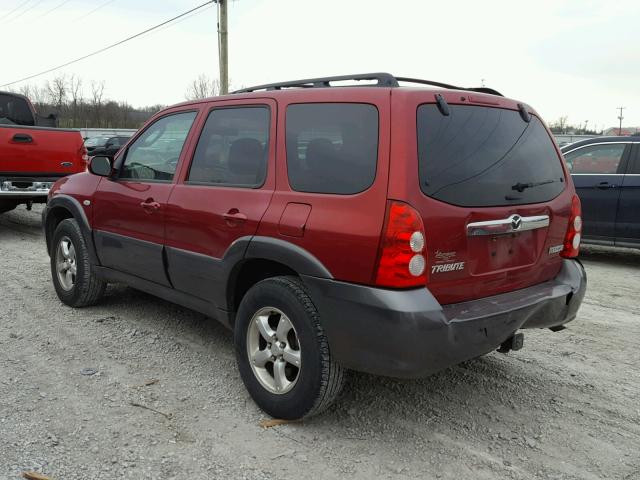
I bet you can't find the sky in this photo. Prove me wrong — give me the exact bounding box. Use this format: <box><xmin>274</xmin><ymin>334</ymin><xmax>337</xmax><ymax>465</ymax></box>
<box><xmin>1</xmin><ymin>0</ymin><xmax>639</xmax><ymax>130</ymax></box>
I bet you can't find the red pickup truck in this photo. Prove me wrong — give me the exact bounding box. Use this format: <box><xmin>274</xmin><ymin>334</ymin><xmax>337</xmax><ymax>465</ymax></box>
<box><xmin>0</xmin><ymin>91</ymin><xmax>87</xmax><ymax>214</ymax></box>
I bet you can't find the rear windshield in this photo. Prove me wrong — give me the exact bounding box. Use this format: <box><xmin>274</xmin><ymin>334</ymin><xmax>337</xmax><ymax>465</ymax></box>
<box><xmin>0</xmin><ymin>93</ymin><xmax>34</xmax><ymax>126</ymax></box>
<box><xmin>417</xmin><ymin>104</ymin><xmax>565</xmax><ymax>207</ymax></box>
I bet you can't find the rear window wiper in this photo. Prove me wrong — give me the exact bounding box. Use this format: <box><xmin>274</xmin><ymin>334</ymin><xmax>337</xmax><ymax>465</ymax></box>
<box><xmin>511</xmin><ymin>179</ymin><xmax>555</xmax><ymax>192</ymax></box>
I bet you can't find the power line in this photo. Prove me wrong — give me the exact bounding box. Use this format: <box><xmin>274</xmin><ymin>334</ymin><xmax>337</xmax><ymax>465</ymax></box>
<box><xmin>34</xmin><ymin>0</ymin><xmax>74</xmax><ymax>20</ymax></box>
<box><xmin>0</xmin><ymin>0</ymin><xmax>34</xmax><ymax>22</ymax></box>
<box><xmin>149</xmin><ymin>3</ymin><xmax>214</xmax><ymax>38</ymax></box>
<box><xmin>0</xmin><ymin>1</ymin><xmax>215</xmax><ymax>88</ymax></box>
<box><xmin>74</xmin><ymin>0</ymin><xmax>115</xmax><ymax>21</ymax></box>
<box><xmin>6</xmin><ymin>0</ymin><xmax>46</xmax><ymax>22</ymax></box>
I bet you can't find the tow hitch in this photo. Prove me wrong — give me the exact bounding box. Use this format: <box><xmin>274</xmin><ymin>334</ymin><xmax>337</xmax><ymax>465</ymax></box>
<box><xmin>497</xmin><ymin>332</ymin><xmax>524</xmax><ymax>353</ymax></box>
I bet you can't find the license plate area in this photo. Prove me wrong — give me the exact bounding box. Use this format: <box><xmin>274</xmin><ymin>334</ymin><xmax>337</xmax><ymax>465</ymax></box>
<box><xmin>469</xmin><ymin>231</ymin><xmax>538</xmax><ymax>275</ymax></box>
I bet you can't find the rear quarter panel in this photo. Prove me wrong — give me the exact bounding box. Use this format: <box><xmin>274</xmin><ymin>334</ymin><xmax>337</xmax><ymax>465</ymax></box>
<box><xmin>256</xmin><ymin>88</ymin><xmax>392</xmax><ymax>284</ymax></box>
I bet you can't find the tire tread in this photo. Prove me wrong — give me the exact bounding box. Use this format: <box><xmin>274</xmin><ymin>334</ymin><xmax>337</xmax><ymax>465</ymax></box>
<box><xmin>269</xmin><ymin>276</ymin><xmax>345</xmax><ymax>417</ymax></box>
<box><xmin>52</xmin><ymin>218</ymin><xmax>106</xmax><ymax>307</ymax></box>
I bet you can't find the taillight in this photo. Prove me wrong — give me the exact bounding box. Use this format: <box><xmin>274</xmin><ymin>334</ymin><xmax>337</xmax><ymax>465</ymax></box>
<box><xmin>374</xmin><ymin>201</ymin><xmax>428</xmax><ymax>288</ymax></box>
<box><xmin>80</xmin><ymin>145</ymin><xmax>89</xmax><ymax>164</ymax></box>
<box><xmin>561</xmin><ymin>195</ymin><xmax>582</xmax><ymax>258</ymax></box>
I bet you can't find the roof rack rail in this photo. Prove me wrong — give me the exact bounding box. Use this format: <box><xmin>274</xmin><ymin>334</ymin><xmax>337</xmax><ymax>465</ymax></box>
<box><xmin>394</xmin><ymin>77</ymin><xmax>503</xmax><ymax>96</ymax></box>
<box><xmin>232</xmin><ymin>73</ymin><xmax>503</xmax><ymax>96</ymax></box>
<box><xmin>232</xmin><ymin>73</ymin><xmax>399</xmax><ymax>93</ymax></box>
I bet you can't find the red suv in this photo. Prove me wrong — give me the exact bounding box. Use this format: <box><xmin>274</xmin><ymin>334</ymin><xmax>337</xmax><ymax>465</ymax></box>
<box><xmin>43</xmin><ymin>73</ymin><xmax>587</xmax><ymax>419</ymax></box>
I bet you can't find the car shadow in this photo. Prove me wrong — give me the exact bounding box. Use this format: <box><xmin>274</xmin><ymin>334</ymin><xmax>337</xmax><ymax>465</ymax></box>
<box><xmin>0</xmin><ymin>206</ymin><xmax>44</xmax><ymax>237</ymax></box>
<box><xmin>579</xmin><ymin>244</ymin><xmax>640</xmax><ymax>268</ymax></box>
<box><xmin>97</xmin><ymin>283</ymin><xmax>570</xmax><ymax>450</ymax></box>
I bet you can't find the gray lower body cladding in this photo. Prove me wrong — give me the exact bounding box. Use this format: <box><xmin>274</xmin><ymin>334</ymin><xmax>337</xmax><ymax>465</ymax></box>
<box><xmin>302</xmin><ymin>259</ymin><xmax>587</xmax><ymax>378</ymax></box>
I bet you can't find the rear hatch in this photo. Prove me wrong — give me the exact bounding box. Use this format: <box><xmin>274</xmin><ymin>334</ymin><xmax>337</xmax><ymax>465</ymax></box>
<box><xmin>396</xmin><ymin>93</ymin><xmax>572</xmax><ymax>305</ymax></box>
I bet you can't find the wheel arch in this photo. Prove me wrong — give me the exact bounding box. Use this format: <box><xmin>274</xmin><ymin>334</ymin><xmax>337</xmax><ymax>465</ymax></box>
<box><xmin>223</xmin><ymin>236</ymin><xmax>333</xmax><ymax>325</ymax></box>
<box><xmin>44</xmin><ymin>195</ymin><xmax>98</xmax><ymax>265</ymax></box>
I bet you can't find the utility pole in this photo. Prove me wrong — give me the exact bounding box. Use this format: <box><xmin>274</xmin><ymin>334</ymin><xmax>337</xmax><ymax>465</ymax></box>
<box><xmin>617</xmin><ymin>106</ymin><xmax>626</xmax><ymax>135</ymax></box>
<box><xmin>217</xmin><ymin>0</ymin><xmax>228</xmax><ymax>95</ymax></box>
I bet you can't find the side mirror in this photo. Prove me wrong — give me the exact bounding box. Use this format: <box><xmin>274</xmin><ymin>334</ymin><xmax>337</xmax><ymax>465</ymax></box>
<box><xmin>89</xmin><ymin>155</ymin><xmax>113</xmax><ymax>177</ymax></box>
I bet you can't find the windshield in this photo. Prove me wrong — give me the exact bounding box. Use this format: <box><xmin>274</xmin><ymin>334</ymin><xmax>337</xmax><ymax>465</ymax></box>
<box><xmin>0</xmin><ymin>93</ymin><xmax>34</xmax><ymax>126</ymax></box>
<box><xmin>417</xmin><ymin>104</ymin><xmax>566</xmax><ymax>207</ymax></box>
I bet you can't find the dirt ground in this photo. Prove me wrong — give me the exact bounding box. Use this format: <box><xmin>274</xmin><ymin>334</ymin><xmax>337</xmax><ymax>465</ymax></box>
<box><xmin>0</xmin><ymin>205</ymin><xmax>638</xmax><ymax>480</ymax></box>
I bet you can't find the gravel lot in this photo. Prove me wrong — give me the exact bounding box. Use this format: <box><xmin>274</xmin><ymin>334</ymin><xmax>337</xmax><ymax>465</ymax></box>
<box><xmin>1</xmin><ymin>205</ymin><xmax>639</xmax><ymax>480</ymax></box>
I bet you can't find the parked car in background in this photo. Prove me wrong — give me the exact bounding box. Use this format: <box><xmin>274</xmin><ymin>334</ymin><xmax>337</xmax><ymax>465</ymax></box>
<box><xmin>88</xmin><ymin>135</ymin><xmax>131</xmax><ymax>159</ymax></box>
<box><xmin>84</xmin><ymin>136</ymin><xmax>110</xmax><ymax>154</ymax></box>
<box><xmin>43</xmin><ymin>73</ymin><xmax>586</xmax><ymax>419</ymax></box>
<box><xmin>561</xmin><ymin>136</ymin><xmax>640</xmax><ymax>248</ymax></box>
<box><xmin>0</xmin><ymin>91</ymin><xmax>87</xmax><ymax>214</ymax></box>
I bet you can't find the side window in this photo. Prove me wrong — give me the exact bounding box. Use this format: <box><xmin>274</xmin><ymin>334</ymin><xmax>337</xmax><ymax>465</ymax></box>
<box><xmin>187</xmin><ymin>107</ymin><xmax>270</xmax><ymax>187</ymax></box>
<box><xmin>120</xmin><ymin>111</ymin><xmax>197</xmax><ymax>182</ymax></box>
<box><xmin>286</xmin><ymin>103</ymin><xmax>379</xmax><ymax>194</ymax></box>
<box><xmin>564</xmin><ymin>144</ymin><xmax>626</xmax><ymax>174</ymax></box>
<box><xmin>628</xmin><ymin>144</ymin><xmax>640</xmax><ymax>174</ymax></box>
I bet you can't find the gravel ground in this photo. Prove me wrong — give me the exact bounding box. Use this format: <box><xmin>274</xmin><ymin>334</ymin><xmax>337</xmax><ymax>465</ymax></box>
<box><xmin>1</xmin><ymin>205</ymin><xmax>639</xmax><ymax>480</ymax></box>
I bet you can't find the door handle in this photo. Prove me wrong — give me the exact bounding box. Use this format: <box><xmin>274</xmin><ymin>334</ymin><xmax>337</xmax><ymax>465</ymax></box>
<box><xmin>223</xmin><ymin>209</ymin><xmax>247</xmax><ymax>225</ymax></box>
<box><xmin>12</xmin><ymin>133</ymin><xmax>33</xmax><ymax>143</ymax></box>
<box><xmin>140</xmin><ymin>199</ymin><xmax>160</xmax><ymax>213</ymax></box>
<box><xmin>596</xmin><ymin>182</ymin><xmax>617</xmax><ymax>190</ymax></box>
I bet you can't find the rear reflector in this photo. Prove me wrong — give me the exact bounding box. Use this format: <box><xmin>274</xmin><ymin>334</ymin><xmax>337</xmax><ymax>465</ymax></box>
<box><xmin>374</xmin><ymin>201</ymin><xmax>427</xmax><ymax>288</ymax></box>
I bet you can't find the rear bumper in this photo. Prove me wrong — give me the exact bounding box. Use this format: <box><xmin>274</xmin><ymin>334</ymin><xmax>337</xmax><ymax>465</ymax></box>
<box><xmin>0</xmin><ymin>177</ymin><xmax>57</xmax><ymax>199</ymax></box>
<box><xmin>302</xmin><ymin>259</ymin><xmax>586</xmax><ymax>378</ymax></box>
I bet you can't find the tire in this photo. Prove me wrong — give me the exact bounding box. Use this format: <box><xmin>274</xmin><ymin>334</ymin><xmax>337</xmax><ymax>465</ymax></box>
<box><xmin>235</xmin><ymin>276</ymin><xmax>345</xmax><ymax>419</ymax></box>
<box><xmin>51</xmin><ymin>218</ymin><xmax>106</xmax><ymax>307</ymax></box>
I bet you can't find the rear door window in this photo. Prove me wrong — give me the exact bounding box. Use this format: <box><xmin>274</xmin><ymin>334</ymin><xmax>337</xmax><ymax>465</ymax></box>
<box><xmin>187</xmin><ymin>106</ymin><xmax>270</xmax><ymax>187</ymax></box>
<box><xmin>563</xmin><ymin>143</ymin><xmax>626</xmax><ymax>174</ymax></box>
<box><xmin>286</xmin><ymin>103</ymin><xmax>378</xmax><ymax>194</ymax></box>
<box><xmin>417</xmin><ymin>104</ymin><xmax>566</xmax><ymax>207</ymax></box>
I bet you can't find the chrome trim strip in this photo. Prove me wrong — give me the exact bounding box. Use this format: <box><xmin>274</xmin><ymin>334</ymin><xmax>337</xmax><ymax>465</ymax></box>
<box><xmin>467</xmin><ymin>214</ymin><xmax>550</xmax><ymax>236</ymax></box>
<box><xmin>562</xmin><ymin>141</ymin><xmax>634</xmax><ymax>156</ymax></box>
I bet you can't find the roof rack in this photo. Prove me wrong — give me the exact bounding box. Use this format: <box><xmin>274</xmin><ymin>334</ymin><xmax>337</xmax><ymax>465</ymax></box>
<box><xmin>231</xmin><ymin>73</ymin><xmax>503</xmax><ymax>96</ymax></box>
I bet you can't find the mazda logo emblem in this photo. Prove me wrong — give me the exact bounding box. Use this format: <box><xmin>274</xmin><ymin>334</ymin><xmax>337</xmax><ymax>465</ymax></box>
<box><xmin>511</xmin><ymin>215</ymin><xmax>522</xmax><ymax>230</ymax></box>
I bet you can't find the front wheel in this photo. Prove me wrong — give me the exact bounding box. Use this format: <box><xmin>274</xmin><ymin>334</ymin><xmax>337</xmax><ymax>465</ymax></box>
<box><xmin>51</xmin><ymin>218</ymin><xmax>106</xmax><ymax>307</ymax></box>
<box><xmin>235</xmin><ymin>276</ymin><xmax>345</xmax><ymax>419</ymax></box>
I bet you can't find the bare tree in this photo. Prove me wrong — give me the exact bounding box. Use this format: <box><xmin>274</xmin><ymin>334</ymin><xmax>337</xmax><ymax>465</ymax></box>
<box><xmin>46</xmin><ymin>75</ymin><xmax>68</xmax><ymax>114</ymax></box>
<box><xmin>69</xmin><ymin>75</ymin><xmax>83</xmax><ymax>128</ymax></box>
<box><xmin>185</xmin><ymin>74</ymin><xmax>220</xmax><ymax>100</ymax></box>
<box><xmin>18</xmin><ymin>84</ymin><xmax>32</xmax><ymax>99</ymax></box>
<box><xmin>5</xmin><ymin>77</ymin><xmax>161</xmax><ymax>129</ymax></box>
<box><xmin>90</xmin><ymin>80</ymin><xmax>105</xmax><ymax>127</ymax></box>
<box><xmin>557</xmin><ymin>116</ymin><xmax>568</xmax><ymax>134</ymax></box>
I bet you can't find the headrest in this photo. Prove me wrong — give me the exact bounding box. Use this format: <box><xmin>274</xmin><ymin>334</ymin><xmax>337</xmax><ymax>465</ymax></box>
<box><xmin>304</xmin><ymin>138</ymin><xmax>336</xmax><ymax>173</ymax></box>
<box><xmin>228</xmin><ymin>138</ymin><xmax>264</xmax><ymax>175</ymax></box>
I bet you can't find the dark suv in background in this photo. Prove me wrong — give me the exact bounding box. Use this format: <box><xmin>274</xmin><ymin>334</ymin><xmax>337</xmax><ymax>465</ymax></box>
<box><xmin>562</xmin><ymin>136</ymin><xmax>640</xmax><ymax>248</ymax></box>
<box><xmin>42</xmin><ymin>73</ymin><xmax>586</xmax><ymax>419</ymax></box>
<box><xmin>86</xmin><ymin>135</ymin><xmax>131</xmax><ymax>159</ymax></box>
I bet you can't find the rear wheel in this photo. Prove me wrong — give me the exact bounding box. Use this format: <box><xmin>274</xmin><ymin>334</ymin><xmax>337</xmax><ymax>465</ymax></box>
<box><xmin>235</xmin><ymin>276</ymin><xmax>345</xmax><ymax>419</ymax></box>
<box><xmin>51</xmin><ymin>218</ymin><xmax>106</xmax><ymax>307</ymax></box>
